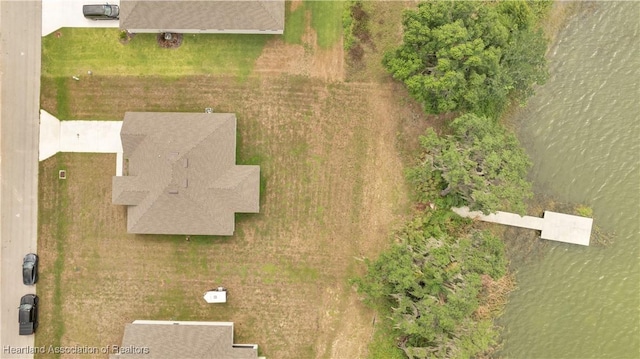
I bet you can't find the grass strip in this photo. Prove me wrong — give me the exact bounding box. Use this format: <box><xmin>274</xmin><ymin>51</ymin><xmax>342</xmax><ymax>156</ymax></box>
<box><xmin>42</xmin><ymin>29</ymin><xmax>270</xmax><ymax>79</ymax></box>
<box><xmin>307</xmin><ymin>0</ymin><xmax>345</xmax><ymax>48</ymax></box>
<box><xmin>54</xmin><ymin>77</ymin><xmax>70</xmax><ymax>120</ymax></box>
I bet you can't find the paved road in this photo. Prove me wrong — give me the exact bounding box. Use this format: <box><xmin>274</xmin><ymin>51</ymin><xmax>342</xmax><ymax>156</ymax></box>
<box><xmin>0</xmin><ymin>0</ymin><xmax>42</xmax><ymax>357</ymax></box>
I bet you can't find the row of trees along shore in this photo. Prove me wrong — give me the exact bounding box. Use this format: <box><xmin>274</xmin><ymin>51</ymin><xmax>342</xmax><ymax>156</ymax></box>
<box><xmin>353</xmin><ymin>1</ymin><xmax>553</xmax><ymax>358</ymax></box>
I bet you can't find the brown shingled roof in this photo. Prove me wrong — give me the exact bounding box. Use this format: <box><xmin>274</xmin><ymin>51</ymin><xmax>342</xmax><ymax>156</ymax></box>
<box><xmin>112</xmin><ymin>112</ymin><xmax>260</xmax><ymax>235</ymax></box>
<box><xmin>109</xmin><ymin>321</ymin><xmax>260</xmax><ymax>359</ymax></box>
<box><xmin>119</xmin><ymin>0</ymin><xmax>285</xmax><ymax>34</ymax></box>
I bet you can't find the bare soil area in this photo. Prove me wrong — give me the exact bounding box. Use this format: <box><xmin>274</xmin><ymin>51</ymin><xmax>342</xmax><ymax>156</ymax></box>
<box><xmin>253</xmin><ymin>27</ymin><xmax>345</xmax><ymax>82</ymax></box>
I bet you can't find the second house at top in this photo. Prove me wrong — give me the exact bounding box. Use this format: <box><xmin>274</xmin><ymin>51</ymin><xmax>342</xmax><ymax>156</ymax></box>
<box><xmin>119</xmin><ymin>0</ymin><xmax>285</xmax><ymax>34</ymax></box>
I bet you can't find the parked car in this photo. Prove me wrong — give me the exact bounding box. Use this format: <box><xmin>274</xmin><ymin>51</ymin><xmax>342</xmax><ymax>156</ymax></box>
<box><xmin>19</xmin><ymin>294</ymin><xmax>38</xmax><ymax>335</ymax></box>
<box><xmin>22</xmin><ymin>253</ymin><xmax>38</xmax><ymax>285</ymax></box>
<box><xmin>83</xmin><ymin>4</ymin><xmax>119</xmax><ymax>20</ymax></box>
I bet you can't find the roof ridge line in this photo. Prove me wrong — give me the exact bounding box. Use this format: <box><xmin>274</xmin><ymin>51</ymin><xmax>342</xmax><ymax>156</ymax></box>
<box><xmin>256</xmin><ymin>0</ymin><xmax>284</xmax><ymax>28</ymax></box>
<box><xmin>178</xmin><ymin>116</ymin><xmax>234</xmax><ymax>163</ymax></box>
<box><xmin>209</xmin><ymin>165</ymin><xmax>255</xmax><ymax>189</ymax></box>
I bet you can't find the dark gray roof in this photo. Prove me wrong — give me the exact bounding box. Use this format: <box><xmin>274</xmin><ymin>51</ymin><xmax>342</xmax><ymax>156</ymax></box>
<box><xmin>112</xmin><ymin>112</ymin><xmax>260</xmax><ymax>235</ymax></box>
<box><xmin>109</xmin><ymin>321</ymin><xmax>259</xmax><ymax>359</ymax></box>
<box><xmin>120</xmin><ymin>0</ymin><xmax>285</xmax><ymax>33</ymax></box>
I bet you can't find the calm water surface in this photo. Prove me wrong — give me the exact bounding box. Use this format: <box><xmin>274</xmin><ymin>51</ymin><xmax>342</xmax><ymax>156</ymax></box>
<box><xmin>499</xmin><ymin>2</ymin><xmax>640</xmax><ymax>358</ymax></box>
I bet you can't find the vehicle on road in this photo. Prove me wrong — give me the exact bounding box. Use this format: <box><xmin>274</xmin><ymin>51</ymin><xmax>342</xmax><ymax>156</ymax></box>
<box><xmin>83</xmin><ymin>4</ymin><xmax>119</xmax><ymax>20</ymax></box>
<box><xmin>22</xmin><ymin>253</ymin><xmax>38</xmax><ymax>285</ymax></box>
<box><xmin>19</xmin><ymin>294</ymin><xmax>38</xmax><ymax>335</ymax></box>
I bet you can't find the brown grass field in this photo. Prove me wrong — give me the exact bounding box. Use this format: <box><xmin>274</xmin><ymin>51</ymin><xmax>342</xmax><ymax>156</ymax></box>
<box><xmin>37</xmin><ymin>68</ymin><xmax>435</xmax><ymax>359</ymax></box>
<box><xmin>34</xmin><ymin>2</ymin><xmax>444</xmax><ymax>358</ymax></box>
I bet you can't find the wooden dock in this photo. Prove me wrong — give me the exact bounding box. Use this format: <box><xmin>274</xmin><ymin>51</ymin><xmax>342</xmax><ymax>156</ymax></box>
<box><xmin>453</xmin><ymin>207</ymin><xmax>592</xmax><ymax>246</ymax></box>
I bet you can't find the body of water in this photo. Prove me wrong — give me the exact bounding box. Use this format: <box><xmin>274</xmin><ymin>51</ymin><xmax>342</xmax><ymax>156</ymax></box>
<box><xmin>499</xmin><ymin>2</ymin><xmax>640</xmax><ymax>358</ymax></box>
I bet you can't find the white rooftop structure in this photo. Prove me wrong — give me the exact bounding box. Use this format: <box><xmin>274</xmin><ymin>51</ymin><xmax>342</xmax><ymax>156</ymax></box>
<box><xmin>204</xmin><ymin>287</ymin><xmax>227</xmax><ymax>303</ymax></box>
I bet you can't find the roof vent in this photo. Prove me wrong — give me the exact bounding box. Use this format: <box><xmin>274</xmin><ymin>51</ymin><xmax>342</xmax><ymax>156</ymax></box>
<box><xmin>168</xmin><ymin>152</ymin><xmax>179</xmax><ymax>161</ymax></box>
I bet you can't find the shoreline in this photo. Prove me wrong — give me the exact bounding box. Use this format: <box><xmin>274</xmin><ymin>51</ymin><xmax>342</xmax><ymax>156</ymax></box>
<box><xmin>494</xmin><ymin>0</ymin><xmax>596</xmax><ymax>349</ymax></box>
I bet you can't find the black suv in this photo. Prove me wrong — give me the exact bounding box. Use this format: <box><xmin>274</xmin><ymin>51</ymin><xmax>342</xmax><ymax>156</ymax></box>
<box><xmin>19</xmin><ymin>294</ymin><xmax>38</xmax><ymax>335</ymax></box>
<box><xmin>83</xmin><ymin>4</ymin><xmax>119</xmax><ymax>20</ymax></box>
<box><xmin>22</xmin><ymin>253</ymin><xmax>38</xmax><ymax>285</ymax></box>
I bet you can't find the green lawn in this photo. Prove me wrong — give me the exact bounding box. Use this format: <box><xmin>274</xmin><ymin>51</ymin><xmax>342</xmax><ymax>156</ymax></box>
<box><xmin>42</xmin><ymin>29</ymin><xmax>272</xmax><ymax>78</ymax></box>
<box><xmin>283</xmin><ymin>2</ymin><xmax>307</xmax><ymax>44</ymax></box>
<box><xmin>307</xmin><ymin>0</ymin><xmax>345</xmax><ymax>48</ymax></box>
<box><xmin>369</xmin><ymin>318</ymin><xmax>405</xmax><ymax>359</ymax></box>
<box><xmin>283</xmin><ymin>0</ymin><xmax>345</xmax><ymax>48</ymax></box>
<box><xmin>42</xmin><ymin>2</ymin><xmax>344</xmax><ymax>79</ymax></box>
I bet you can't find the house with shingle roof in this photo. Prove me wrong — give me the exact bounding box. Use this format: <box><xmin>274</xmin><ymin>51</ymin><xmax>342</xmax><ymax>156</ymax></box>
<box><xmin>109</xmin><ymin>320</ymin><xmax>264</xmax><ymax>358</ymax></box>
<box><xmin>112</xmin><ymin>112</ymin><xmax>259</xmax><ymax>236</ymax></box>
<box><xmin>119</xmin><ymin>0</ymin><xmax>285</xmax><ymax>34</ymax></box>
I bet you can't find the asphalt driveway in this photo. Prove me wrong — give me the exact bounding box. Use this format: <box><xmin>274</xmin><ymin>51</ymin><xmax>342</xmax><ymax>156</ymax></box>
<box><xmin>42</xmin><ymin>0</ymin><xmax>120</xmax><ymax>36</ymax></box>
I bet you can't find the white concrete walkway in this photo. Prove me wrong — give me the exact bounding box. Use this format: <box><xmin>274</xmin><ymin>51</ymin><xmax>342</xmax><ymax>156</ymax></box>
<box><xmin>42</xmin><ymin>0</ymin><xmax>120</xmax><ymax>36</ymax></box>
<box><xmin>453</xmin><ymin>207</ymin><xmax>593</xmax><ymax>246</ymax></box>
<box><xmin>40</xmin><ymin>110</ymin><xmax>123</xmax><ymax>175</ymax></box>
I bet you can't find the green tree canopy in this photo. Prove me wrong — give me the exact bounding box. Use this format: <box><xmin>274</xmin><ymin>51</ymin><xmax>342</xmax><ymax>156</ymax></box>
<box><xmin>354</xmin><ymin>211</ymin><xmax>507</xmax><ymax>358</ymax></box>
<box><xmin>383</xmin><ymin>1</ymin><xmax>548</xmax><ymax>116</ymax></box>
<box><xmin>408</xmin><ymin>113</ymin><xmax>533</xmax><ymax>214</ymax></box>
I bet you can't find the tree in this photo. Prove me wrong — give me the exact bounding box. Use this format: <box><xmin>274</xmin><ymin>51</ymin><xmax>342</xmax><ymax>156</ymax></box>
<box><xmin>501</xmin><ymin>26</ymin><xmax>549</xmax><ymax>102</ymax></box>
<box><xmin>408</xmin><ymin>113</ymin><xmax>533</xmax><ymax>214</ymax></box>
<box><xmin>383</xmin><ymin>1</ymin><xmax>509</xmax><ymax>115</ymax></box>
<box><xmin>383</xmin><ymin>1</ymin><xmax>548</xmax><ymax>116</ymax></box>
<box><xmin>496</xmin><ymin>0</ymin><xmax>549</xmax><ymax>102</ymax></box>
<box><xmin>354</xmin><ymin>210</ymin><xmax>507</xmax><ymax>358</ymax></box>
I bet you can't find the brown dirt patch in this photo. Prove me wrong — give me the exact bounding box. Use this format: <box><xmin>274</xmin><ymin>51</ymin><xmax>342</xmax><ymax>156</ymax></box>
<box><xmin>311</xmin><ymin>41</ymin><xmax>345</xmax><ymax>82</ymax></box>
<box><xmin>156</xmin><ymin>32</ymin><xmax>183</xmax><ymax>48</ymax></box>
<box><xmin>290</xmin><ymin>0</ymin><xmax>303</xmax><ymax>12</ymax></box>
<box><xmin>253</xmin><ymin>19</ymin><xmax>344</xmax><ymax>82</ymax></box>
<box><xmin>251</xmin><ymin>39</ymin><xmax>308</xmax><ymax>77</ymax></box>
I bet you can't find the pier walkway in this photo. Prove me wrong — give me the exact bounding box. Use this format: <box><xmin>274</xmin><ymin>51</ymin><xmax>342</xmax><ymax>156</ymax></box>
<box><xmin>453</xmin><ymin>207</ymin><xmax>593</xmax><ymax>246</ymax></box>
